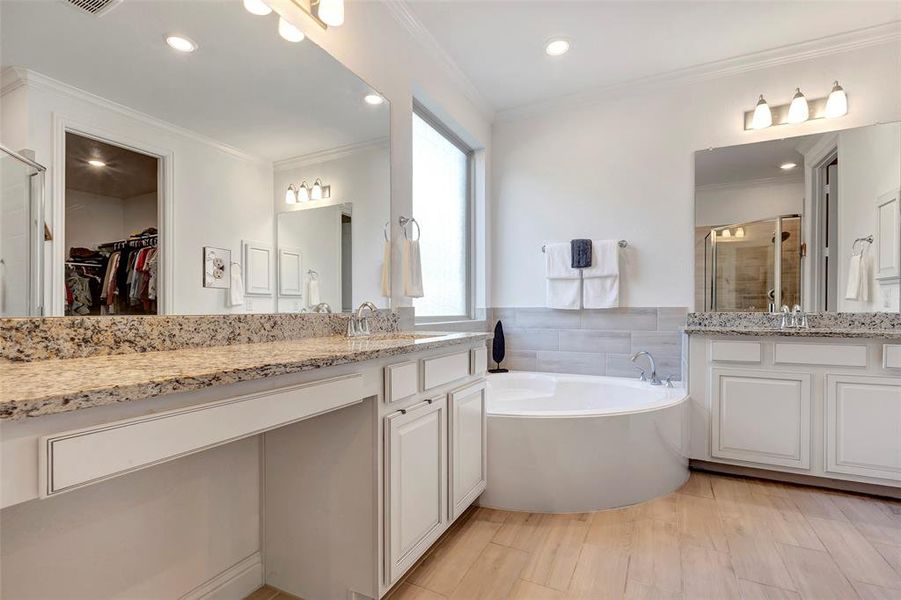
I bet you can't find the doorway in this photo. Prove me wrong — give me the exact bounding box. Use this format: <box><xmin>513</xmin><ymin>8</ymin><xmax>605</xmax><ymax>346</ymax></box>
<box><xmin>813</xmin><ymin>153</ymin><xmax>840</xmax><ymax>311</ymax></box>
<box><xmin>341</xmin><ymin>212</ymin><xmax>352</xmax><ymax>312</ymax></box>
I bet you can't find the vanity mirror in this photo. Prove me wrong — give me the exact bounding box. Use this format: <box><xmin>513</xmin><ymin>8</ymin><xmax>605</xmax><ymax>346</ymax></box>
<box><xmin>0</xmin><ymin>0</ymin><xmax>390</xmax><ymax>317</ymax></box>
<box><xmin>695</xmin><ymin>121</ymin><xmax>900</xmax><ymax>313</ymax></box>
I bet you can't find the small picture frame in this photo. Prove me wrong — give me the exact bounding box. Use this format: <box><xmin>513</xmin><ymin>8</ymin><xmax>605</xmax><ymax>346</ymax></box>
<box><xmin>203</xmin><ymin>246</ymin><xmax>231</xmax><ymax>289</ymax></box>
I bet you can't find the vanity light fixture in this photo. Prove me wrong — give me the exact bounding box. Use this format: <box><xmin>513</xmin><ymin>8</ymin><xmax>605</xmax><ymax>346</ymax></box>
<box><xmin>298</xmin><ymin>181</ymin><xmax>311</xmax><ymax>202</ymax></box>
<box><xmin>285</xmin><ymin>184</ymin><xmax>298</xmax><ymax>204</ymax></box>
<box><xmin>310</xmin><ymin>178</ymin><xmax>323</xmax><ymax>201</ymax></box>
<box><xmin>165</xmin><ymin>34</ymin><xmax>198</xmax><ymax>53</ymax></box>
<box><xmin>243</xmin><ymin>0</ymin><xmax>272</xmax><ymax>16</ymax></box>
<box><xmin>278</xmin><ymin>17</ymin><xmax>305</xmax><ymax>42</ymax></box>
<box><xmin>545</xmin><ymin>39</ymin><xmax>571</xmax><ymax>57</ymax></box>
<box><xmin>780</xmin><ymin>162</ymin><xmax>797</xmax><ymax>170</ymax></box>
<box><xmin>316</xmin><ymin>0</ymin><xmax>345</xmax><ymax>27</ymax></box>
<box><xmin>721</xmin><ymin>229</ymin><xmax>732</xmax><ymax>238</ymax></box>
<box><xmin>825</xmin><ymin>81</ymin><xmax>848</xmax><ymax>118</ymax></box>
<box><xmin>787</xmin><ymin>88</ymin><xmax>809</xmax><ymax>124</ymax></box>
<box><xmin>364</xmin><ymin>93</ymin><xmax>384</xmax><ymax>105</ymax></box>
<box><xmin>735</xmin><ymin>227</ymin><xmax>745</xmax><ymax>238</ymax></box>
<box><xmin>87</xmin><ymin>159</ymin><xmax>106</xmax><ymax>168</ymax></box>
<box><xmin>750</xmin><ymin>95</ymin><xmax>772</xmax><ymax>130</ymax></box>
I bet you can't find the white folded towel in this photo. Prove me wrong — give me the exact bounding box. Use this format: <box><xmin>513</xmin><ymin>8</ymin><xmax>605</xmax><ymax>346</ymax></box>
<box><xmin>582</xmin><ymin>240</ymin><xmax>619</xmax><ymax>309</ymax></box>
<box><xmin>308</xmin><ymin>276</ymin><xmax>321</xmax><ymax>306</ymax></box>
<box><xmin>403</xmin><ymin>239</ymin><xmax>424</xmax><ymax>298</ymax></box>
<box><xmin>228</xmin><ymin>263</ymin><xmax>244</xmax><ymax>307</ymax></box>
<box><xmin>845</xmin><ymin>248</ymin><xmax>870</xmax><ymax>302</ymax></box>
<box><xmin>381</xmin><ymin>240</ymin><xmax>391</xmax><ymax>298</ymax></box>
<box><xmin>545</xmin><ymin>242</ymin><xmax>581</xmax><ymax>310</ymax></box>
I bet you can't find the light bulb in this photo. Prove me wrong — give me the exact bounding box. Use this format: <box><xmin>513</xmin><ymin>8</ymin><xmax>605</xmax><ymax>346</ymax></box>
<box><xmin>721</xmin><ymin>229</ymin><xmax>731</xmax><ymax>238</ymax></box>
<box><xmin>751</xmin><ymin>95</ymin><xmax>772</xmax><ymax>129</ymax></box>
<box><xmin>311</xmin><ymin>179</ymin><xmax>323</xmax><ymax>201</ymax></box>
<box><xmin>285</xmin><ymin>184</ymin><xmax>297</xmax><ymax>204</ymax></box>
<box><xmin>87</xmin><ymin>159</ymin><xmax>106</xmax><ymax>168</ymax></box>
<box><xmin>787</xmin><ymin>88</ymin><xmax>809</xmax><ymax>124</ymax></box>
<box><xmin>298</xmin><ymin>181</ymin><xmax>310</xmax><ymax>202</ymax></box>
<box><xmin>735</xmin><ymin>227</ymin><xmax>745</xmax><ymax>238</ymax></box>
<box><xmin>278</xmin><ymin>17</ymin><xmax>305</xmax><ymax>42</ymax></box>
<box><xmin>825</xmin><ymin>81</ymin><xmax>847</xmax><ymax>118</ymax></box>
<box><xmin>317</xmin><ymin>0</ymin><xmax>344</xmax><ymax>26</ymax></box>
<box><xmin>243</xmin><ymin>0</ymin><xmax>272</xmax><ymax>16</ymax></box>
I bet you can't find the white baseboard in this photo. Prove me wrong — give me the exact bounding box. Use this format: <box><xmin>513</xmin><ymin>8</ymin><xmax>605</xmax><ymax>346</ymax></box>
<box><xmin>180</xmin><ymin>552</ymin><xmax>263</xmax><ymax>600</ymax></box>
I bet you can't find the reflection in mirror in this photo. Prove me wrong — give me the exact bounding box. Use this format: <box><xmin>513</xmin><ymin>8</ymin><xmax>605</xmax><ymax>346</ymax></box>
<box><xmin>695</xmin><ymin>122</ymin><xmax>900</xmax><ymax>313</ymax></box>
<box><xmin>0</xmin><ymin>0</ymin><xmax>389</xmax><ymax>316</ymax></box>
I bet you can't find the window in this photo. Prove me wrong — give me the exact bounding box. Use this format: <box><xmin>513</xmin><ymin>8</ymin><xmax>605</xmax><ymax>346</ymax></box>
<box><xmin>412</xmin><ymin>104</ymin><xmax>473</xmax><ymax>320</ymax></box>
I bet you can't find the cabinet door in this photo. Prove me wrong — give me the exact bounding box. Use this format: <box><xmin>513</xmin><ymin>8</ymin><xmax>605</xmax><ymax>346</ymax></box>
<box><xmin>384</xmin><ymin>397</ymin><xmax>447</xmax><ymax>585</ymax></box>
<box><xmin>826</xmin><ymin>375</ymin><xmax>901</xmax><ymax>482</ymax></box>
<box><xmin>711</xmin><ymin>368</ymin><xmax>811</xmax><ymax>469</ymax></box>
<box><xmin>449</xmin><ymin>381</ymin><xmax>487</xmax><ymax>521</ymax></box>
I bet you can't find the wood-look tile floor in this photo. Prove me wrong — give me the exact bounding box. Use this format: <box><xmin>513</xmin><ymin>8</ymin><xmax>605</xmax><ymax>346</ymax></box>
<box><xmin>387</xmin><ymin>471</ymin><xmax>901</xmax><ymax>600</ymax></box>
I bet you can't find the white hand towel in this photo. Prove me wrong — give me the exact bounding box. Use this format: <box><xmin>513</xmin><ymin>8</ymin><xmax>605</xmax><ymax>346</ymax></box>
<box><xmin>403</xmin><ymin>239</ymin><xmax>424</xmax><ymax>298</ymax></box>
<box><xmin>380</xmin><ymin>240</ymin><xmax>391</xmax><ymax>298</ymax></box>
<box><xmin>228</xmin><ymin>263</ymin><xmax>244</xmax><ymax>307</ymax></box>
<box><xmin>545</xmin><ymin>242</ymin><xmax>581</xmax><ymax>310</ymax></box>
<box><xmin>859</xmin><ymin>248</ymin><xmax>870</xmax><ymax>302</ymax></box>
<box><xmin>582</xmin><ymin>240</ymin><xmax>620</xmax><ymax>309</ymax></box>
<box><xmin>846</xmin><ymin>248</ymin><xmax>871</xmax><ymax>302</ymax></box>
<box><xmin>308</xmin><ymin>277</ymin><xmax>321</xmax><ymax>306</ymax></box>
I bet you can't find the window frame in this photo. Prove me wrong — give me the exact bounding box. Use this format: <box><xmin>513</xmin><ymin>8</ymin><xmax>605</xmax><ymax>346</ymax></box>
<box><xmin>412</xmin><ymin>101</ymin><xmax>475</xmax><ymax>323</ymax></box>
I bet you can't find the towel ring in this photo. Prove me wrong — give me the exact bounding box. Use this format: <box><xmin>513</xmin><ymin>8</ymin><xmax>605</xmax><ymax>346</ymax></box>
<box><xmin>383</xmin><ymin>221</ymin><xmax>390</xmax><ymax>242</ymax></box>
<box><xmin>399</xmin><ymin>216</ymin><xmax>421</xmax><ymax>241</ymax></box>
<box><xmin>851</xmin><ymin>235</ymin><xmax>873</xmax><ymax>254</ymax></box>
<box><xmin>308</xmin><ymin>269</ymin><xmax>319</xmax><ymax>280</ymax></box>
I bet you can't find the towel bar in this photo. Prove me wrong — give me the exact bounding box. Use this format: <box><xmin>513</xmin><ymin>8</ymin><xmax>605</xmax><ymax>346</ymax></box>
<box><xmin>542</xmin><ymin>240</ymin><xmax>628</xmax><ymax>252</ymax></box>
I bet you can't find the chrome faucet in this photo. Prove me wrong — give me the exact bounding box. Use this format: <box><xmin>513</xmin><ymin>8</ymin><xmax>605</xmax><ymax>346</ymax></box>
<box><xmin>311</xmin><ymin>302</ymin><xmax>332</xmax><ymax>314</ymax></box>
<box><xmin>630</xmin><ymin>351</ymin><xmax>662</xmax><ymax>386</ymax></box>
<box><xmin>780</xmin><ymin>304</ymin><xmax>808</xmax><ymax>329</ymax></box>
<box><xmin>347</xmin><ymin>301</ymin><xmax>378</xmax><ymax>337</ymax></box>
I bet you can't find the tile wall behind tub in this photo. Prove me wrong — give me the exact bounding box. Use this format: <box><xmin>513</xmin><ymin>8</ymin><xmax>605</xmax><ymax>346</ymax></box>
<box><xmin>488</xmin><ymin>307</ymin><xmax>687</xmax><ymax>380</ymax></box>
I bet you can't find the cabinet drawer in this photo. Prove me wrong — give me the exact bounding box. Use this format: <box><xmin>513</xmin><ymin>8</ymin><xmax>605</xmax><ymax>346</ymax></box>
<box><xmin>774</xmin><ymin>342</ymin><xmax>867</xmax><ymax>367</ymax></box>
<box><xmin>40</xmin><ymin>374</ymin><xmax>363</xmax><ymax>497</ymax></box>
<box><xmin>471</xmin><ymin>346</ymin><xmax>488</xmax><ymax>375</ymax></box>
<box><xmin>711</xmin><ymin>340</ymin><xmax>762</xmax><ymax>363</ymax></box>
<box><xmin>885</xmin><ymin>345</ymin><xmax>901</xmax><ymax>369</ymax></box>
<box><xmin>422</xmin><ymin>351</ymin><xmax>470</xmax><ymax>391</ymax></box>
<box><xmin>385</xmin><ymin>361</ymin><xmax>419</xmax><ymax>404</ymax></box>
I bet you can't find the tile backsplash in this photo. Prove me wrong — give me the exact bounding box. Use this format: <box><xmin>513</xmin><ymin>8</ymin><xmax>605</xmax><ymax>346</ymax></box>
<box><xmin>488</xmin><ymin>307</ymin><xmax>687</xmax><ymax>380</ymax></box>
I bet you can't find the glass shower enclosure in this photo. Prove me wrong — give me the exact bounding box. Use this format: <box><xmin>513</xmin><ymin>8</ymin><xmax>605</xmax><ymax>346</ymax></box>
<box><xmin>1</xmin><ymin>144</ymin><xmax>46</xmax><ymax>316</ymax></box>
<box><xmin>704</xmin><ymin>215</ymin><xmax>802</xmax><ymax>312</ymax></box>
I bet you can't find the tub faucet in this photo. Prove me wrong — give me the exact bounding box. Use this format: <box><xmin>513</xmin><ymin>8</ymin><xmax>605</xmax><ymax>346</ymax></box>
<box><xmin>630</xmin><ymin>351</ymin><xmax>662</xmax><ymax>386</ymax></box>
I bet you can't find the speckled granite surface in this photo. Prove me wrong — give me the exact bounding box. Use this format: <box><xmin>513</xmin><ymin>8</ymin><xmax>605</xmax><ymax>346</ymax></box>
<box><xmin>685</xmin><ymin>312</ymin><xmax>901</xmax><ymax>338</ymax></box>
<box><xmin>0</xmin><ymin>332</ymin><xmax>488</xmax><ymax>421</ymax></box>
<box><xmin>0</xmin><ymin>312</ymin><xmax>398</xmax><ymax>362</ymax></box>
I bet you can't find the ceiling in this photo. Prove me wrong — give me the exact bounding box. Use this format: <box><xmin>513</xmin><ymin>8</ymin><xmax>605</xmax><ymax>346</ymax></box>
<box><xmin>694</xmin><ymin>134</ymin><xmax>822</xmax><ymax>187</ymax></box>
<box><xmin>1</xmin><ymin>0</ymin><xmax>389</xmax><ymax>161</ymax></box>
<box><xmin>405</xmin><ymin>1</ymin><xmax>901</xmax><ymax>111</ymax></box>
<box><xmin>66</xmin><ymin>133</ymin><xmax>158</xmax><ymax>199</ymax></box>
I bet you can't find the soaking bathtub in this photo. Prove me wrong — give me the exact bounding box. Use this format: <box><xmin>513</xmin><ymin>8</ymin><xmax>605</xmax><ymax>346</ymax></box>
<box><xmin>480</xmin><ymin>372</ymin><xmax>689</xmax><ymax>513</ymax></box>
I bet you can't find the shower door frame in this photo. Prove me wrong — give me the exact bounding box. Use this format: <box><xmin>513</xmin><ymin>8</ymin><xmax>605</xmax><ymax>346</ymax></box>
<box><xmin>708</xmin><ymin>213</ymin><xmax>802</xmax><ymax>312</ymax></box>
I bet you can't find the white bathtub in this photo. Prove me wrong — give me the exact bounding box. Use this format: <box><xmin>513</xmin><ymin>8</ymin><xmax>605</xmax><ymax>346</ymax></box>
<box><xmin>480</xmin><ymin>372</ymin><xmax>689</xmax><ymax>513</ymax></box>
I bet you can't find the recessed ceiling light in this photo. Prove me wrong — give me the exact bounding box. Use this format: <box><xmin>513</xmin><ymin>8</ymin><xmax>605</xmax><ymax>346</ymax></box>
<box><xmin>278</xmin><ymin>17</ymin><xmax>305</xmax><ymax>43</ymax></box>
<box><xmin>243</xmin><ymin>0</ymin><xmax>272</xmax><ymax>16</ymax></box>
<box><xmin>780</xmin><ymin>162</ymin><xmax>797</xmax><ymax>170</ymax></box>
<box><xmin>364</xmin><ymin>93</ymin><xmax>384</xmax><ymax>105</ymax></box>
<box><xmin>545</xmin><ymin>39</ymin><xmax>571</xmax><ymax>56</ymax></box>
<box><xmin>87</xmin><ymin>159</ymin><xmax>106</xmax><ymax>168</ymax></box>
<box><xmin>165</xmin><ymin>34</ymin><xmax>197</xmax><ymax>53</ymax></box>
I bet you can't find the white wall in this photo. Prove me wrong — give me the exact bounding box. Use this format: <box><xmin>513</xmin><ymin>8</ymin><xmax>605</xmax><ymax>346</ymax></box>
<box><xmin>64</xmin><ymin>190</ymin><xmax>157</xmax><ymax>251</ymax></box>
<box><xmin>837</xmin><ymin>122</ymin><xmax>901</xmax><ymax>311</ymax></box>
<box><xmin>274</xmin><ymin>143</ymin><xmax>390</xmax><ymax>312</ymax></box>
<box><xmin>491</xmin><ymin>42</ymin><xmax>901</xmax><ymax>309</ymax></box>
<box><xmin>696</xmin><ymin>178</ymin><xmax>804</xmax><ymax>227</ymax></box>
<box><xmin>277</xmin><ymin>204</ymin><xmax>342</xmax><ymax>311</ymax></box>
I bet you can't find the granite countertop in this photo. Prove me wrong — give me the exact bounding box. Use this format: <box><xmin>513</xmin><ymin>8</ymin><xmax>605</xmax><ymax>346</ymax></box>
<box><xmin>683</xmin><ymin>326</ymin><xmax>901</xmax><ymax>339</ymax></box>
<box><xmin>0</xmin><ymin>332</ymin><xmax>489</xmax><ymax>421</ymax></box>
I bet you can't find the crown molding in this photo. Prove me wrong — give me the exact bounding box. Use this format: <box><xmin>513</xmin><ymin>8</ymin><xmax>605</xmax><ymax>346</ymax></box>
<box><xmin>383</xmin><ymin>0</ymin><xmax>495</xmax><ymax>121</ymax></box>
<box><xmin>696</xmin><ymin>174</ymin><xmax>805</xmax><ymax>193</ymax></box>
<box><xmin>273</xmin><ymin>137</ymin><xmax>389</xmax><ymax>171</ymax></box>
<box><xmin>497</xmin><ymin>20</ymin><xmax>901</xmax><ymax>122</ymax></box>
<box><xmin>1</xmin><ymin>67</ymin><xmax>269</xmax><ymax>164</ymax></box>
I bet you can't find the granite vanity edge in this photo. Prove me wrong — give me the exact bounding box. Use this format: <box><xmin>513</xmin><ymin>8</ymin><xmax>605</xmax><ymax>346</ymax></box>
<box><xmin>686</xmin><ymin>312</ymin><xmax>901</xmax><ymax>331</ymax></box>
<box><xmin>0</xmin><ymin>333</ymin><xmax>490</xmax><ymax>421</ymax></box>
<box><xmin>683</xmin><ymin>326</ymin><xmax>901</xmax><ymax>339</ymax></box>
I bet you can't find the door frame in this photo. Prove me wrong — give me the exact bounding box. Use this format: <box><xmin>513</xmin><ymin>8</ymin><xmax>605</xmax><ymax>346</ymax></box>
<box><xmin>803</xmin><ymin>135</ymin><xmax>839</xmax><ymax>312</ymax></box>
<box><xmin>51</xmin><ymin>114</ymin><xmax>174</xmax><ymax>315</ymax></box>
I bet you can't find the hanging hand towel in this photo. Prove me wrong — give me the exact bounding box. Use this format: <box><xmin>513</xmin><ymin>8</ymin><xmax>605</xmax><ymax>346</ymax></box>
<box><xmin>545</xmin><ymin>242</ymin><xmax>581</xmax><ymax>310</ymax></box>
<box><xmin>308</xmin><ymin>276</ymin><xmax>321</xmax><ymax>306</ymax></box>
<box><xmin>845</xmin><ymin>248</ymin><xmax>870</xmax><ymax>302</ymax></box>
<box><xmin>582</xmin><ymin>240</ymin><xmax>620</xmax><ymax>309</ymax></box>
<box><xmin>228</xmin><ymin>263</ymin><xmax>244</xmax><ymax>307</ymax></box>
<box><xmin>381</xmin><ymin>240</ymin><xmax>391</xmax><ymax>298</ymax></box>
<box><xmin>403</xmin><ymin>239</ymin><xmax>424</xmax><ymax>298</ymax></box>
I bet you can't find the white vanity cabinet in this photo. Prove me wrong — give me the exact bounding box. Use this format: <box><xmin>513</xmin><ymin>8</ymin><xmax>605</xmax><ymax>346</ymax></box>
<box><xmin>689</xmin><ymin>336</ymin><xmax>901</xmax><ymax>491</ymax></box>
<box><xmin>384</xmin><ymin>397</ymin><xmax>448</xmax><ymax>584</ymax></box>
<box><xmin>449</xmin><ymin>381</ymin><xmax>488</xmax><ymax>520</ymax></box>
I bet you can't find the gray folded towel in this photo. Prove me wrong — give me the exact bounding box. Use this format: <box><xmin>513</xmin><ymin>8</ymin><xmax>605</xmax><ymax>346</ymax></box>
<box><xmin>571</xmin><ymin>239</ymin><xmax>592</xmax><ymax>268</ymax></box>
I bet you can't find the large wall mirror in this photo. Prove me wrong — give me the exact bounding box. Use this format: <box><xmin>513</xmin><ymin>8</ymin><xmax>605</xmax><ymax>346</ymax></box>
<box><xmin>0</xmin><ymin>0</ymin><xmax>390</xmax><ymax>317</ymax></box>
<box><xmin>695</xmin><ymin>122</ymin><xmax>900</xmax><ymax>313</ymax></box>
